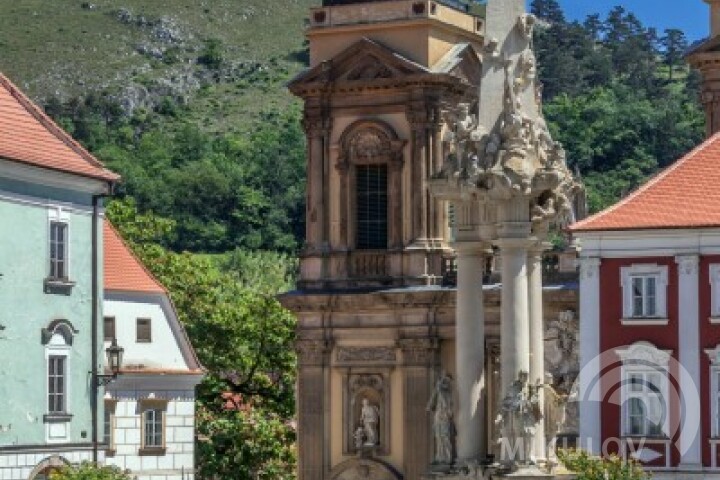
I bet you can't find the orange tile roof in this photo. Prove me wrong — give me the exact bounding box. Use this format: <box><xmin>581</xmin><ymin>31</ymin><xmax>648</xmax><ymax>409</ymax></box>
<box><xmin>104</xmin><ymin>220</ymin><xmax>166</xmax><ymax>294</ymax></box>
<box><xmin>0</xmin><ymin>73</ymin><xmax>119</xmax><ymax>182</ymax></box>
<box><xmin>571</xmin><ymin>132</ymin><xmax>720</xmax><ymax>232</ymax></box>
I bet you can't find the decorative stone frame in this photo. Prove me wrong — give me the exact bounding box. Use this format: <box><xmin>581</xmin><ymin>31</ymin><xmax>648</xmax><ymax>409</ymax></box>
<box><xmin>336</xmin><ymin>120</ymin><xmax>406</xmax><ymax>251</ymax></box>
<box><xmin>620</xmin><ymin>264</ymin><xmax>669</xmax><ymax>325</ymax></box>
<box><xmin>709</xmin><ymin>265</ymin><xmax>720</xmax><ymax>322</ymax></box>
<box><xmin>342</xmin><ymin>370</ymin><xmax>392</xmax><ymax>456</ymax></box>
<box><xmin>615</xmin><ymin>342</ymin><xmax>673</xmax><ymax>439</ymax></box>
<box><xmin>28</xmin><ymin>455</ymin><xmax>70</xmax><ymax>480</ymax></box>
<box><xmin>706</xmin><ymin>345</ymin><xmax>720</xmax><ymax>438</ymax></box>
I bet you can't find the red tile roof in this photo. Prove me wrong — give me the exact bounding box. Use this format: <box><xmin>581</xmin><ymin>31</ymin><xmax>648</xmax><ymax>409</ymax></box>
<box><xmin>571</xmin><ymin>132</ymin><xmax>720</xmax><ymax>232</ymax></box>
<box><xmin>0</xmin><ymin>73</ymin><xmax>119</xmax><ymax>182</ymax></box>
<box><xmin>104</xmin><ymin>221</ymin><xmax>166</xmax><ymax>294</ymax></box>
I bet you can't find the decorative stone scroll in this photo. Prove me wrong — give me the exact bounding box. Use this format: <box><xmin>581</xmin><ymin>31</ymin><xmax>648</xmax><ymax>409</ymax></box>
<box><xmin>398</xmin><ymin>338</ymin><xmax>438</xmax><ymax>367</ymax></box>
<box><xmin>336</xmin><ymin>347</ymin><xmax>397</xmax><ymax>365</ymax></box>
<box><xmin>295</xmin><ymin>339</ymin><xmax>330</xmax><ymax>367</ymax></box>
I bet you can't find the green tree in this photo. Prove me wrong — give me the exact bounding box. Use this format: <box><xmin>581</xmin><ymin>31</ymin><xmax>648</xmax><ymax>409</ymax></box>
<box><xmin>662</xmin><ymin>28</ymin><xmax>689</xmax><ymax>80</ymax></box>
<box><xmin>50</xmin><ymin>464</ymin><xmax>132</xmax><ymax>480</ymax></box>
<box><xmin>106</xmin><ymin>199</ymin><xmax>298</xmax><ymax>479</ymax></box>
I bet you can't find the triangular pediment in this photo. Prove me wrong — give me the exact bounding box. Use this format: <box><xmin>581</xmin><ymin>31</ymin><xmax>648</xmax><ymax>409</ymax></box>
<box><xmin>289</xmin><ymin>38</ymin><xmax>430</xmax><ymax>89</ymax></box>
<box><xmin>687</xmin><ymin>35</ymin><xmax>720</xmax><ymax>57</ymax></box>
<box><xmin>432</xmin><ymin>43</ymin><xmax>482</xmax><ymax>87</ymax></box>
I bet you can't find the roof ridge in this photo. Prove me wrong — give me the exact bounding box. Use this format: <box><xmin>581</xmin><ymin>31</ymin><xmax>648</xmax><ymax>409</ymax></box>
<box><xmin>571</xmin><ymin>131</ymin><xmax>720</xmax><ymax>232</ymax></box>
<box><xmin>0</xmin><ymin>73</ymin><xmax>118</xmax><ymax>181</ymax></box>
<box><xmin>104</xmin><ymin>220</ymin><xmax>167</xmax><ymax>294</ymax></box>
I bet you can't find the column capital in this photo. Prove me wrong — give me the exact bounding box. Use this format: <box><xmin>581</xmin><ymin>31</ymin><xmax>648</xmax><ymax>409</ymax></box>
<box><xmin>398</xmin><ymin>338</ymin><xmax>438</xmax><ymax>367</ymax></box>
<box><xmin>675</xmin><ymin>254</ymin><xmax>700</xmax><ymax>275</ymax></box>
<box><xmin>296</xmin><ymin>339</ymin><xmax>331</xmax><ymax>366</ymax></box>
<box><xmin>578</xmin><ymin>257</ymin><xmax>601</xmax><ymax>279</ymax></box>
<box><xmin>495</xmin><ymin>237</ymin><xmax>535</xmax><ymax>251</ymax></box>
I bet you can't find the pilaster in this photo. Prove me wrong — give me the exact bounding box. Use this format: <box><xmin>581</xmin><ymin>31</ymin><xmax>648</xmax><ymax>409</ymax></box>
<box><xmin>578</xmin><ymin>257</ymin><xmax>601</xmax><ymax>455</ymax></box>
<box><xmin>408</xmin><ymin>100</ymin><xmax>429</xmax><ymax>246</ymax></box>
<box><xmin>676</xmin><ymin>254</ymin><xmax>702</xmax><ymax>469</ymax></box>
<box><xmin>296</xmin><ymin>339</ymin><xmax>331</xmax><ymax>480</ymax></box>
<box><xmin>400</xmin><ymin>338</ymin><xmax>438</xmax><ymax>479</ymax></box>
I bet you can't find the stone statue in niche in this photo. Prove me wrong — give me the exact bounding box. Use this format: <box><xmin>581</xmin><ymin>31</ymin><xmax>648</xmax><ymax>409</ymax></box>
<box><xmin>495</xmin><ymin>371</ymin><xmax>543</xmax><ymax>467</ymax></box>
<box><xmin>360</xmin><ymin>398</ymin><xmax>380</xmax><ymax>446</ymax></box>
<box><xmin>426</xmin><ymin>371</ymin><xmax>456</xmax><ymax>466</ymax></box>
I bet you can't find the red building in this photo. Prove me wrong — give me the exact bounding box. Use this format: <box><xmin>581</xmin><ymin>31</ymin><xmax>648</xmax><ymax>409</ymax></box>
<box><xmin>571</xmin><ymin>8</ymin><xmax>720</xmax><ymax>472</ymax></box>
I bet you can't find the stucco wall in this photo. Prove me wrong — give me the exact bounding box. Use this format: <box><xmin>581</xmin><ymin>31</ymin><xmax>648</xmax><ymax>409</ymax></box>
<box><xmin>0</xmin><ymin>178</ymin><xmax>100</xmax><ymax>448</ymax></box>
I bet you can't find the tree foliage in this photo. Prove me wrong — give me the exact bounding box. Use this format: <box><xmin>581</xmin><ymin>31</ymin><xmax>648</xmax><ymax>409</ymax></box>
<box><xmin>50</xmin><ymin>464</ymin><xmax>132</xmax><ymax>480</ymax></box>
<box><xmin>107</xmin><ymin>199</ymin><xmax>297</xmax><ymax>479</ymax></box>
<box><xmin>532</xmin><ymin>0</ymin><xmax>704</xmax><ymax>212</ymax></box>
<box><xmin>558</xmin><ymin>449</ymin><xmax>650</xmax><ymax>480</ymax></box>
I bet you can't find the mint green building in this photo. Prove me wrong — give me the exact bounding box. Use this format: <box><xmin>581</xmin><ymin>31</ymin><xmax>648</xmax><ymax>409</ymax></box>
<box><xmin>0</xmin><ymin>73</ymin><xmax>118</xmax><ymax>480</ymax></box>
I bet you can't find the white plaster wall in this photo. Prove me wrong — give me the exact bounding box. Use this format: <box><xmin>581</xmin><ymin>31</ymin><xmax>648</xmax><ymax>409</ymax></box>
<box><xmin>0</xmin><ymin>449</ymin><xmax>95</xmax><ymax>480</ymax></box>
<box><xmin>103</xmin><ymin>298</ymin><xmax>187</xmax><ymax>370</ymax></box>
<box><xmin>105</xmin><ymin>391</ymin><xmax>196</xmax><ymax>480</ymax></box>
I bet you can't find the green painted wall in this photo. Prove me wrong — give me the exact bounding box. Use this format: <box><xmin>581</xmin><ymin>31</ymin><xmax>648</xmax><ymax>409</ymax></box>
<box><xmin>0</xmin><ymin>177</ymin><xmax>104</xmax><ymax>447</ymax></box>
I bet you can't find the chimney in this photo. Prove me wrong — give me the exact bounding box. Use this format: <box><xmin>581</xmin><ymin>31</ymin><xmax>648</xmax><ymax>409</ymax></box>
<box><xmin>688</xmin><ymin>1</ymin><xmax>720</xmax><ymax>137</ymax></box>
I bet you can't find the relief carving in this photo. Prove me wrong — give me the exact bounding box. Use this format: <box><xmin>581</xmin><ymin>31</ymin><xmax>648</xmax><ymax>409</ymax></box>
<box><xmin>399</xmin><ymin>338</ymin><xmax>438</xmax><ymax>366</ymax></box>
<box><xmin>296</xmin><ymin>339</ymin><xmax>329</xmax><ymax>366</ymax></box>
<box><xmin>336</xmin><ymin>347</ymin><xmax>397</xmax><ymax>364</ymax></box>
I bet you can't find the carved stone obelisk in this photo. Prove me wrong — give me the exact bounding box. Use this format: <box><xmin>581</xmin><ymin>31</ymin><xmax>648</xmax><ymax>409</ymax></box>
<box><xmin>429</xmin><ymin>0</ymin><xmax>582</xmax><ymax>474</ymax></box>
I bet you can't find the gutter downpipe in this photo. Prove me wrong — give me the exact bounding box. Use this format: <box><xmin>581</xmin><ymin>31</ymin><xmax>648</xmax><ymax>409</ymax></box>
<box><xmin>91</xmin><ymin>187</ymin><xmax>111</xmax><ymax>463</ymax></box>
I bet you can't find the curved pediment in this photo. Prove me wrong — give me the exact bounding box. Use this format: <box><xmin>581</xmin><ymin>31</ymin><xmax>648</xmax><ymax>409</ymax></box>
<box><xmin>329</xmin><ymin>458</ymin><xmax>402</xmax><ymax>480</ymax></box>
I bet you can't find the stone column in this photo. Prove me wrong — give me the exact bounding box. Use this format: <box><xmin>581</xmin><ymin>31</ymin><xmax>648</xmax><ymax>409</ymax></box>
<box><xmin>578</xmin><ymin>257</ymin><xmax>601</xmax><ymax>455</ymax></box>
<box><xmin>527</xmin><ymin>247</ymin><xmax>546</xmax><ymax>462</ymax></box>
<box><xmin>408</xmin><ymin>102</ymin><xmax>428</xmax><ymax>246</ymax></box>
<box><xmin>497</xmin><ymin>238</ymin><xmax>532</xmax><ymax>394</ymax></box>
<box><xmin>454</xmin><ymin>243</ymin><xmax>486</xmax><ymax>464</ymax></box>
<box><xmin>676</xmin><ymin>255</ymin><xmax>702</xmax><ymax>469</ymax></box>
<box><xmin>296</xmin><ymin>340</ymin><xmax>329</xmax><ymax>480</ymax></box>
<box><xmin>303</xmin><ymin>117</ymin><xmax>324</xmax><ymax>251</ymax></box>
<box><xmin>400</xmin><ymin>338</ymin><xmax>437</xmax><ymax>479</ymax></box>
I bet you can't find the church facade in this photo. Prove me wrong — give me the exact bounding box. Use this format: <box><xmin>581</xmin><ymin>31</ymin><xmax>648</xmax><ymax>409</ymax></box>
<box><xmin>281</xmin><ymin>2</ymin><xmax>580</xmax><ymax>479</ymax></box>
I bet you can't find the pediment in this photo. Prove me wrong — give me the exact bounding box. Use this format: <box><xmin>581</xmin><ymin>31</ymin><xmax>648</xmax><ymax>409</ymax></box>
<box><xmin>432</xmin><ymin>43</ymin><xmax>482</xmax><ymax>87</ymax></box>
<box><xmin>289</xmin><ymin>38</ymin><xmax>429</xmax><ymax>89</ymax></box>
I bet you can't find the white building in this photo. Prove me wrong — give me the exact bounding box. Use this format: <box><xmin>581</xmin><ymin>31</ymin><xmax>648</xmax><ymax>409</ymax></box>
<box><xmin>102</xmin><ymin>221</ymin><xmax>204</xmax><ymax>480</ymax></box>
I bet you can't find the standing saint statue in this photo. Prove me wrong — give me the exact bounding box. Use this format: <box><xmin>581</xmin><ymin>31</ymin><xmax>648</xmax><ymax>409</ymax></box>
<box><xmin>426</xmin><ymin>371</ymin><xmax>456</xmax><ymax>465</ymax></box>
<box><xmin>360</xmin><ymin>398</ymin><xmax>380</xmax><ymax>446</ymax></box>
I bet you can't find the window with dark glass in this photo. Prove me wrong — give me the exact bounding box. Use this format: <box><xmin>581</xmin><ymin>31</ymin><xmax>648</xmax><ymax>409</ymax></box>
<box><xmin>49</xmin><ymin>222</ymin><xmax>68</xmax><ymax>280</ymax></box>
<box><xmin>136</xmin><ymin>318</ymin><xmax>152</xmax><ymax>343</ymax></box>
<box><xmin>355</xmin><ymin>165</ymin><xmax>388</xmax><ymax>250</ymax></box>
<box><xmin>104</xmin><ymin>317</ymin><xmax>116</xmax><ymax>342</ymax></box>
<box><xmin>48</xmin><ymin>356</ymin><xmax>66</xmax><ymax>413</ymax></box>
<box><xmin>143</xmin><ymin>408</ymin><xmax>164</xmax><ymax>448</ymax></box>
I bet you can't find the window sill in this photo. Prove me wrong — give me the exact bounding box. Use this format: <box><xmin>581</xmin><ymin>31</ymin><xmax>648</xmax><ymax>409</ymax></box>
<box><xmin>710</xmin><ymin>317</ymin><xmax>720</xmax><ymax>325</ymax></box>
<box><xmin>104</xmin><ymin>448</ymin><xmax>116</xmax><ymax>458</ymax></box>
<box><xmin>138</xmin><ymin>447</ymin><xmax>166</xmax><ymax>456</ymax></box>
<box><xmin>621</xmin><ymin>318</ymin><xmax>669</xmax><ymax>326</ymax></box>
<box><xmin>44</xmin><ymin>278</ymin><xmax>76</xmax><ymax>295</ymax></box>
<box><xmin>43</xmin><ymin>413</ymin><xmax>73</xmax><ymax>423</ymax></box>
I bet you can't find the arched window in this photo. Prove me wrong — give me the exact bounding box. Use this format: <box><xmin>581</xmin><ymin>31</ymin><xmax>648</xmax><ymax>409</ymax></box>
<box><xmin>337</xmin><ymin>120</ymin><xmax>406</xmax><ymax>251</ymax></box>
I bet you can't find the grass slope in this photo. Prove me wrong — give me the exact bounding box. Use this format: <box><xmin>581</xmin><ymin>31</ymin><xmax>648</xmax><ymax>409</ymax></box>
<box><xmin>0</xmin><ymin>0</ymin><xmax>317</xmax><ymax>131</ymax></box>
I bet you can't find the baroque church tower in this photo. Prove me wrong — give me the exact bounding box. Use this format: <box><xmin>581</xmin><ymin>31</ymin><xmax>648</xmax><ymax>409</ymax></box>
<box><xmin>282</xmin><ymin>2</ymin><xmax>578</xmax><ymax>479</ymax></box>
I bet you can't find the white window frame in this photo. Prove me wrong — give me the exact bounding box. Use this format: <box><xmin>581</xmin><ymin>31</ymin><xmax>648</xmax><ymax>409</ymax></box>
<box><xmin>45</xmin><ymin>332</ymin><xmax>72</xmax><ymax>443</ymax></box>
<box><xmin>47</xmin><ymin>207</ymin><xmax>71</xmax><ymax>282</ymax></box>
<box><xmin>621</xmin><ymin>264</ymin><xmax>669</xmax><ymax>325</ymax></box>
<box><xmin>140</xmin><ymin>399</ymin><xmax>168</xmax><ymax>453</ymax></box>
<box><xmin>617</xmin><ymin>342</ymin><xmax>672</xmax><ymax>439</ymax></box>
<box><xmin>709</xmin><ymin>265</ymin><xmax>720</xmax><ymax>323</ymax></box>
<box><xmin>103</xmin><ymin>399</ymin><xmax>117</xmax><ymax>453</ymax></box>
<box><xmin>706</xmin><ymin>345</ymin><xmax>720</xmax><ymax>438</ymax></box>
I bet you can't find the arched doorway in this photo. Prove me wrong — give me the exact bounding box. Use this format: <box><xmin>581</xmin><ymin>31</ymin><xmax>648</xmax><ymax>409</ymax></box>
<box><xmin>28</xmin><ymin>456</ymin><xmax>69</xmax><ymax>480</ymax></box>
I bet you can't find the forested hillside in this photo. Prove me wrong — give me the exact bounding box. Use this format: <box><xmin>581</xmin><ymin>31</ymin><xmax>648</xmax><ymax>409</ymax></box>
<box><xmin>0</xmin><ymin>0</ymin><xmax>706</xmax><ymax>478</ymax></box>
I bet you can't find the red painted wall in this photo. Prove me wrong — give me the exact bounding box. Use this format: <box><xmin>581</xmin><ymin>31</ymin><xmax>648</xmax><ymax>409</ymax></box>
<box><xmin>700</xmin><ymin>256</ymin><xmax>720</xmax><ymax>467</ymax></box>
<box><xmin>599</xmin><ymin>257</ymin><xmax>679</xmax><ymax>466</ymax></box>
